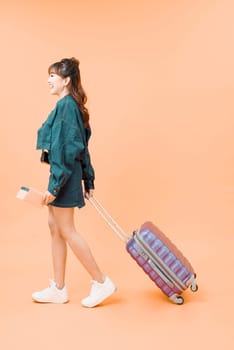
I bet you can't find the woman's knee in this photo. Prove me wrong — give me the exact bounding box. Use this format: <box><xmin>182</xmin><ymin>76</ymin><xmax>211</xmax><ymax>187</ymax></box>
<box><xmin>58</xmin><ymin>226</ymin><xmax>77</xmax><ymax>242</ymax></box>
<box><xmin>48</xmin><ymin>206</ymin><xmax>76</xmax><ymax>240</ymax></box>
<box><xmin>48</xmin><ymin>211</ymin><xmax>61</xmax><ymax>237</ymax></box>
<box><xmin>48</xmin><ymin>223</ymin><xmax>61</xmax><ymax>239</ymax></box>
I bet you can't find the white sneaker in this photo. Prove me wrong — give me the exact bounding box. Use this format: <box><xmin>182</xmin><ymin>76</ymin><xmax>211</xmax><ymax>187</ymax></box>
<box><xmin>32</xmin><ymin>280</ymin><xmax>69</xmax><ymax>304</ymax></box>
<box><xmin>81</xmin><ymin>276</ymin><xmax>116</xmax><ymax>308</ymax></box>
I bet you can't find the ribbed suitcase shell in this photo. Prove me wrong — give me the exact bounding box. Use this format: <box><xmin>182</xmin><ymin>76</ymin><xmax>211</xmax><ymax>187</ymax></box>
<box><xmin>126</xmin><ymin>221</ymin><xmax>197</xmax><ymax>304</ymax></box>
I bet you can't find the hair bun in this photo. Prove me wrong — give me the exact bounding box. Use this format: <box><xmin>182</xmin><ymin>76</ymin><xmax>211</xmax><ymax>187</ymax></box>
<box><xmin>71</xmin><ymin>57</ymin><xmax>79</xmax><ymax>66</ymax></box>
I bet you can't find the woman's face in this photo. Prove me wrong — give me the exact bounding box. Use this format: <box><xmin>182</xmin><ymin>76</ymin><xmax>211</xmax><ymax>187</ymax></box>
<box><xmin>47</xmin><ymin>72</ymin><xmax>69</xmax><ymax>97</ymax></box>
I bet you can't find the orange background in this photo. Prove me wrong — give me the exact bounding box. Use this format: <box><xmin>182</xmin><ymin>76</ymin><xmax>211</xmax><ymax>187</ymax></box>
<box><xmin>0</xmin><ymin>0</ymin><xmax>233</xmax><ymax>349</ymax></box>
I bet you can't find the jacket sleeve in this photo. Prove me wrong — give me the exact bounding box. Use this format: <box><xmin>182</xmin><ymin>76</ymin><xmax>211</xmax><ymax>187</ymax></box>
<box><xmin>48</xmin><ymin>102</ymin><xmax>85</xmax><ymax>196</ymax></box>
<box><xmin>81</xmin><ymin>147</ymin><xmax>95</xmax><ymax>191</ymax></box>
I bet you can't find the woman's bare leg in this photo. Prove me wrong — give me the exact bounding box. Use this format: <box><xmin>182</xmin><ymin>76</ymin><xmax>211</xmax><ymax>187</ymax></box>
<box><xmin>49</xmin><ymin>206</ymin><xmax>104</xmax><ymax>283</ymax></box>
<box><xmin>48</xmin><ymin>207</ymin><xmax>67</xmax><ymax>289</ymax></box>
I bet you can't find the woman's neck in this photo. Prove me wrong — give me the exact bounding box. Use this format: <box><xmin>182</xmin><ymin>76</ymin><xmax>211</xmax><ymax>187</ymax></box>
<box><xmin>58</xmin><ymin>88</ymin><xmax>70</xmax><ymax>100</ymax></box>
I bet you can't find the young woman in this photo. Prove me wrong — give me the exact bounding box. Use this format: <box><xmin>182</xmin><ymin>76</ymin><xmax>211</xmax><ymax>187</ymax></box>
<box><xmin>33</xmin><ymin>57</ymin><xmax>116</xmax><ymax>307</ymax></box>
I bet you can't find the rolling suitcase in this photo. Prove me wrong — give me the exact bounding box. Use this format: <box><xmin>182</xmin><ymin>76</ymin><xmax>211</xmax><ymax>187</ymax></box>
<box><xmin>89</xmin><ymin>196</ymin><xmax>198</xmax><ymax>305</ymax></box>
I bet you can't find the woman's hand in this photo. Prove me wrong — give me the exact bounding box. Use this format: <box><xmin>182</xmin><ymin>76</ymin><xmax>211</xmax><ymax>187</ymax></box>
<box><xmin>43</xmin><ymin>191</ymin><xmax>56</xmax><ymax>205</ymax></box>
<box><xmin>85</xmin><ymin>189</ymin><xmax>94</xmax><ymax>199</ymax></box>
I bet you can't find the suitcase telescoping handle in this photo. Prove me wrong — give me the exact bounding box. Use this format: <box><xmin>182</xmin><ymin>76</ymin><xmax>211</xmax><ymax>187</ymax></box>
<box><xmin>87</xmin><ymin>195</ymin><xmax>129</xmax><ymax>243</ymax></box>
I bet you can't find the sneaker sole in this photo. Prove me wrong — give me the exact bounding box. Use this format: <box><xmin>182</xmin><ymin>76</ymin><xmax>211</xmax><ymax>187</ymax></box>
<box><xmin>81</xmin><ymin>286</ymin><xmax>117</xmax><ymax>308</ymax></box>
<box><xmin>32</xmin><ymin>296</ymin><xmax>69</xmax><ymax>304</ymax></box>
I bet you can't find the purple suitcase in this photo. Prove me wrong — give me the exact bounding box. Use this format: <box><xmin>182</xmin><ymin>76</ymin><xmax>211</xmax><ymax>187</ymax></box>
<box><xmin>126</xmin><ymin>221</ymin><xmax>198</xmax><ymax>304</ymax></box>
<box><xmin>89</xmin><ymin>196</ymin><xmax>198</xmax><ymax>305</ymax></box>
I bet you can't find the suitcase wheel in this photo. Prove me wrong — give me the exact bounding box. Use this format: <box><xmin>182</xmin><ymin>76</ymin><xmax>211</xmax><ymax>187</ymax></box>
<box><xmin>175</xmin><ymin>296</ymin><xmax>184</xmax><ymax>305</ymax></box>
<box><xmin>170</xmin><ymin>295</ymin><xmax>184</xmax><ymax>305</ymax></box>
<box><xmin>190</xmin><ymin>277</ymin><xmax>199</xmax><ymax>292</ymax></box>
<box><xmin>190</xmin><ymin>283</ymin><xmax>199</xmax><ymax>292</ymax></box>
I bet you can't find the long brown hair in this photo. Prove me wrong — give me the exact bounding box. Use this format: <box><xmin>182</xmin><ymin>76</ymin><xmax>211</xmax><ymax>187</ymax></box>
<box><xmin>48</xmin><ymin>57</ymin><xmax>90</xmax><ymax>128</ymax></box>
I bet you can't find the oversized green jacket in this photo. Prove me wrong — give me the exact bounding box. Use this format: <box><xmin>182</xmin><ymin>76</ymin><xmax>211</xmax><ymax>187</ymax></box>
<box><xmin>36</xmin><ymin>95</ymin><xmax>95</xmax><ymax>197</ymax></box>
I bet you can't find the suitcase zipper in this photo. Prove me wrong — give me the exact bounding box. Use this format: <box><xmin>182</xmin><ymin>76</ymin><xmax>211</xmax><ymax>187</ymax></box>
<box><xmin>134</xmin><ymin>232</ymin><xmax>186</xmax><ymax>291</ymax></box>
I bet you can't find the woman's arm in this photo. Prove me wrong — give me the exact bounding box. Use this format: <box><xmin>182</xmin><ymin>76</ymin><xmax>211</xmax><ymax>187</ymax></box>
<box><xmin>48</xmin><ymin>101</ymin><xmax>85</xmax><ymax>197</ymax></box>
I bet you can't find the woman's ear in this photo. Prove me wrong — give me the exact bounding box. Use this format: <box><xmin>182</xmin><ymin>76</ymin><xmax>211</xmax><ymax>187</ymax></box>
<box><xmin>64</xmin><ymin>76</ymin><xmax>71</xmax><ymax>87</ymax></box>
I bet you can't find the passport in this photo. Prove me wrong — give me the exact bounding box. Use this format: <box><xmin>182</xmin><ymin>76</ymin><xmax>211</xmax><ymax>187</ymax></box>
<box><xmin>16</xmin><ymin>186</ymin><xmax>44</xmax><ymax>207</ymax></box>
